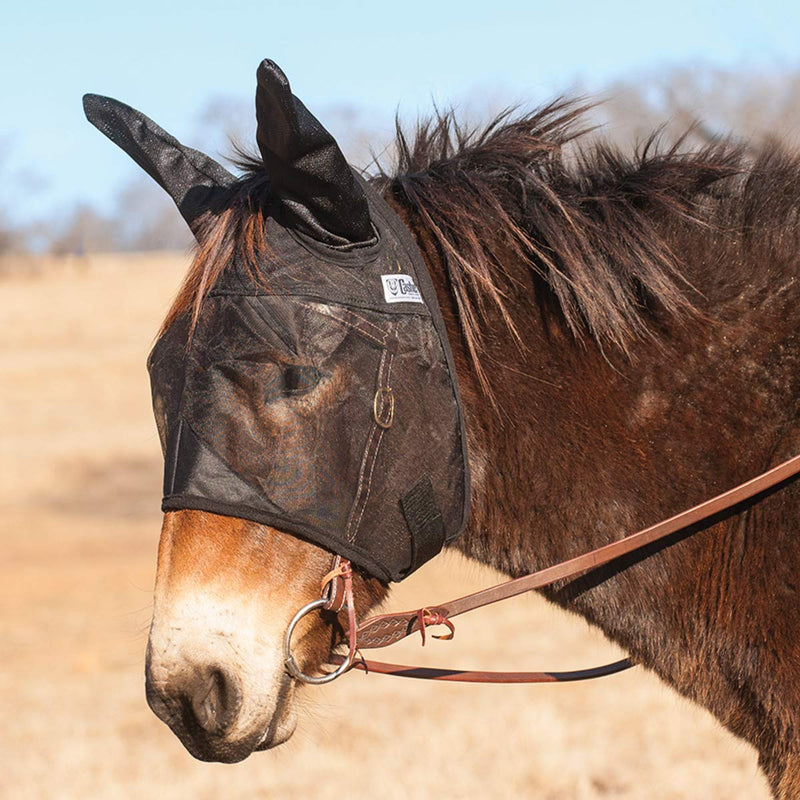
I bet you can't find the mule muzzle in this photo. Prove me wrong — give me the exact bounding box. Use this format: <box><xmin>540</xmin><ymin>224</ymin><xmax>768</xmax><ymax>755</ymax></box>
<box><xmin>145</xmin><ymin>641</ymin><xmax>296</xmax><ymax>762</ymax></box>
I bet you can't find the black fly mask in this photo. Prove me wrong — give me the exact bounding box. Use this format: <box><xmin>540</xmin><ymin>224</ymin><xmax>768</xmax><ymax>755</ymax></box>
<box><xmin>84</xmin><ymin>60</ymin><xmax>469</xmax><ymax>582</ymax></box>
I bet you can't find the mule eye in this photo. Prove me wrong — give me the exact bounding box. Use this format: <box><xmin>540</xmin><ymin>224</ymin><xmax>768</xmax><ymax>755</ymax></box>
<box><xmin>282</xmin><ymin>365</ymin><xmax>320</xmax><ymax>396</ymax></box>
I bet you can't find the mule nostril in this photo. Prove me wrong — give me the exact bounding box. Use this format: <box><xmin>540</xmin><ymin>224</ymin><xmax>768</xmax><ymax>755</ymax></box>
<box><xmin>187</xmin><ymin>667</ymin><xmax>242</xmax><ymax>736</ymax></box>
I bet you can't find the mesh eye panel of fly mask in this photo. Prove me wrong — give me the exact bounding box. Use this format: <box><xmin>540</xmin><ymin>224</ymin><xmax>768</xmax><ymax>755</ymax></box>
<box><xmin>83</xmin><ymin>59</ymin><xmax>469</xmax><ymax>582</ymax></box>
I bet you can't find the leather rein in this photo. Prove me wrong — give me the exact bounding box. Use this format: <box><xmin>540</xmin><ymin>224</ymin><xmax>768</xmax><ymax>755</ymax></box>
<box><xmin>284</xmin><ymin>453</ymin><xmax>800</xmax><ymax>685</ymax></box>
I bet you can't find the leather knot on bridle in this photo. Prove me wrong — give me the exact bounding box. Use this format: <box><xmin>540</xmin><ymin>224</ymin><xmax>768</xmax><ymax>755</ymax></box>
<box><xmin>321</xmin><ymin>556</ymin><xmax>352</xmax><ymax>613</ymax></box>
<box><xmin>416</xmin><ymin>608</ymin><xmax>455</xmax><ymax>645</ymax></box>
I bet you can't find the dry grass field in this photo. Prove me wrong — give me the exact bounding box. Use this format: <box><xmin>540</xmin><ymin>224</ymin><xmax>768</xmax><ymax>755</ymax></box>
<box><xmin>0</xmin><ymin>253</ymin><xmax>772</xmax><ymax>798</ymax></box>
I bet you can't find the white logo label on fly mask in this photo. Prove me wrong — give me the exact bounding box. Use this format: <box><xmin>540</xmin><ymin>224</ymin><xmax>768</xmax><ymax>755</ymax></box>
<box><xmin>381</xmin><ymin>274</ymin><xmax>424</xmax><ymax>304</ymax></box>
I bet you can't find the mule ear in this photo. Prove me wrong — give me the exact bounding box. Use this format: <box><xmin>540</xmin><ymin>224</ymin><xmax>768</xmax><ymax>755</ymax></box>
<box><xmin>255</xmin><ymin>59</ymin><xmax>374</xmax><ymax>246</ymax></box>
<box><xmin>83</xmin><ymin>94</ymin><xmax>236</xmax><ymax>233</ymax></box>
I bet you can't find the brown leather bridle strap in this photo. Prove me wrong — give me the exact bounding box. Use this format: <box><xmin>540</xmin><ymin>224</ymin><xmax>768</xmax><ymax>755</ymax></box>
<box><xmin>348</xmin><ymin>453</ymin><xmax>800</xmax><ymax>679</ymax></box>
<box><xmin>329</xmin><ymin>653</ymin><xmax>635</xmax><ymax>683</ymax></box>
<box><xmin>322</xmin><ymin>555</ymin><xmax>349</xmax><ymax>613</ymax></box>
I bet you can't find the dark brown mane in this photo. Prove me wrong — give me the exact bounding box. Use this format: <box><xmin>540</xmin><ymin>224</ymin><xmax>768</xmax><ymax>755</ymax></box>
<box><xmin>163</xmin><ymin>100</ymin><xmax>800</xmax><ymax>393</ymax></box>
<box><xmin>374</xmin><ymin>102</ymin><xmax>752</xmax><ymax>386</ymax></box>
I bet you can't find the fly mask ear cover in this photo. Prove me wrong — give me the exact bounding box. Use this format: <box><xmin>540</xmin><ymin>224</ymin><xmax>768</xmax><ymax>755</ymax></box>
<box><xmin>83</xmin><ymin>61</ymin><xmax>469</xmax><ymax>582</ymax></box>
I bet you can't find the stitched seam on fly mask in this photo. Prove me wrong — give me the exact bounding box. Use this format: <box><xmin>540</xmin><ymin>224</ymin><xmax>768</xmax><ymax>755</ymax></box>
<box><xmin>344</xmin><ymin>340</ymin><xmax>395</xmax><ymax>543</ymax></box>
<box><xmin>328</xmin><ymin>308</ymin><xmax>389</xmax><ymax>343</ymax></box>
<box><xmin>166</xmin><ymin>418</ymin><xmax>183</xmax><ymax>496</ymax></box>
<box><xmin>350</xmin><ymin>352</ymin><xmax>395</xmax><ymax>539</ymax></box>
<box><xmin>305</xmin><ymin>304</ymin><xmax>391</xmax><ymax>350</ymax></box>
<box><xmin>344</xmin><ymin>347</ymin><xmax>388</xmax><ymax>542</ymax></box>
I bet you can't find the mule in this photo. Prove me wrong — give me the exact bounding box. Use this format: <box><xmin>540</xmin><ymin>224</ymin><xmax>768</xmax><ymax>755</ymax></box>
<box><xmin>85</xmin><ymin>61</ymin><xmax>800</xmax><ymax>795</ymax></box>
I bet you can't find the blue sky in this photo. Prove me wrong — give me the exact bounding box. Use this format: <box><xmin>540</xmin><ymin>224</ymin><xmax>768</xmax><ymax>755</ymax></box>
<box><xmin>2</xmin><ymin>0</ymin><xmax>799</xmax><ymax>224</ymax></box>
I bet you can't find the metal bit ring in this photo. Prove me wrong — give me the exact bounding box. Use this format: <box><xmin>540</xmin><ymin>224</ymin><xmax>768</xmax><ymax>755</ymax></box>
<box><xmin>283</xmin><ymin>598</ymin><xmax>354</xmax><ymax>685</ymax></box>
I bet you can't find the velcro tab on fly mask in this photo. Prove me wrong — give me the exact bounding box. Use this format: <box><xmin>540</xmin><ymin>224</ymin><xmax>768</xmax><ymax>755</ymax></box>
<box><xmin>84</xmin><ymin>59</ymin><xmax>470</xmax><ymax>582</ymax></box>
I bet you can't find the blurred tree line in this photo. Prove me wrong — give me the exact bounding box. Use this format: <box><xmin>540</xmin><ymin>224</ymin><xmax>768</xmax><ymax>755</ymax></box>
<box><xmin>3</xmin><ymin>65</ymin><xmax>800</xmax><ymax>256</ymax></box>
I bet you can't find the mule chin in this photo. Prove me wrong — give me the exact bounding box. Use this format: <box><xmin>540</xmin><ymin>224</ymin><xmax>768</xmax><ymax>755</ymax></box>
<box><xmin>175</xmin><ymin>704</ymin><xmax>298</xmax><ymax>763</ymax></box>
<box><xmin>254</xmin><ymin>708</ymin><xmax>298</xmax><ymax>751</ymax></box>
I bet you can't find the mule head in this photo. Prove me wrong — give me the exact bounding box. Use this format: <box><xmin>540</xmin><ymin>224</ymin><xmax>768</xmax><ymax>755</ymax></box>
<box><xmin>84</xmin><ymin>59</ymin><xmax>468</xmax><ymax>762</ymax></box>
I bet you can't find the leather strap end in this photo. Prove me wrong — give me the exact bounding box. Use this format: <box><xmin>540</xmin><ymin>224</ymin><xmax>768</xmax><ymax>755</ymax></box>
<box><xmin>322</xmin><ymin>555</ymin><xmax>349</xmax><ymax>613</ymax></box>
